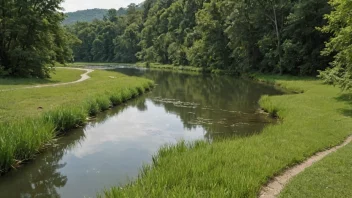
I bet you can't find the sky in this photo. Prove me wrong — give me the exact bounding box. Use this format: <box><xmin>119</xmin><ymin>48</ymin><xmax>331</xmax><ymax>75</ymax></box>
<box><xmin>62</xmin><ymin>0</ymin><xmax>144</xmax><ymax>12</ymax></box>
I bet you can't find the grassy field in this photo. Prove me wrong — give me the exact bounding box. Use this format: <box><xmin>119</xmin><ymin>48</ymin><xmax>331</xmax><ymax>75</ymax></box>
<box><xmin>101</xmin><ymin>75</ymin><xmax>352</xmax><ymax>197</ymax></box>
<box><xmin>0</xmin><ymin>69</ymin><xmax>154</xmax><ymax>173</ymax></box>
<box><xmin>0</xmin><ymin>68</ymin><xmax>84</xmax><ymax>90</ymax></box>
<box><xmin>280</xmin><ymin>135</ymin><xmax>352</xmax><ymax>197</ymax></box>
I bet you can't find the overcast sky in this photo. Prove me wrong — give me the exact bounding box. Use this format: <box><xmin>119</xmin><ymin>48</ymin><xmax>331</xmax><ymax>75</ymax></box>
<box><xmin>62</xmin><ymin>0</ymin><xmax>144</xmax><ymax>12</ymax></box>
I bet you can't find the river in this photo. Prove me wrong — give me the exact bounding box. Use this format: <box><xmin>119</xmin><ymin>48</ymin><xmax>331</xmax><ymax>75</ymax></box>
<box><xmin>0</xmin><ymin>67</ymin><xmax>281</xmax><ymax>197</ymax></box>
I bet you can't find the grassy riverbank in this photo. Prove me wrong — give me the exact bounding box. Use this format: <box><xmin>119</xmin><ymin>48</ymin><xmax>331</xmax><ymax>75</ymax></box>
<box><xmin>135</xmin><ymin>62</ymin><xmax>205</xmax><ymax>73</ymax></box>
<box><xmin>280</xmin><ymin>135</ymin><xmax>352</xmax><ymax>197</ymax></box>
<box><xmin>65</xmin><ymin>62</ymin><xmax>211</xmax><ymax>73</ymax></box>
<box><xmin>101</xmin><ymin>75</ymin><xmax>352</xmax><ymax>197</ymax></box>
<box><xmin>0</xmin><ymin>69</ymin><xmax>154</xmax><ymax>173</ymax></box>
<box><xmin>0</xmin><ymin>68</ymin><xmax>84</xmax><ymax>90</ymax></box>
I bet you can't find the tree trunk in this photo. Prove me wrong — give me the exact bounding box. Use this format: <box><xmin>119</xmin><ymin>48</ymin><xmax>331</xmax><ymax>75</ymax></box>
<box><xmin>273</xmin><ymin>5</ymin><xmax>283</xmax><ymax>75</ymax></box>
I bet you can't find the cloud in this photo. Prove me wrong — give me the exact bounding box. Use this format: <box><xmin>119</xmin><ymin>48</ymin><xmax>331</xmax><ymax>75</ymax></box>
<box><xmin>61</xmin><ymin>0</ymin><xmax>144</xmax><ymax>12</ymax></box>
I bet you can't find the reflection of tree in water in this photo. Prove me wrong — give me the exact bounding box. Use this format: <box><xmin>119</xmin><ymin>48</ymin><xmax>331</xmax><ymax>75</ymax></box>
<box><xmin>114</xmin><ymin>68</ymin><xmax>281</xmax><ymax>140</ymax></box>
<box><xmin>0</xmin><ymin>130</ymin><xmax>86</xmax><ymax>198</ymax></box>
<box><xmin>94</xmin><ymin>95</ymin><xmax>148</xmax><ymax>124</ymax></box>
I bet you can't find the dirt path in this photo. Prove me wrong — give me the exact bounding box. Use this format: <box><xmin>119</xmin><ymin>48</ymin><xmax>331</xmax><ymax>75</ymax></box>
<box><xmin>259</xmin><ymin>135</ymin><xmax>352</xmax><ymax>198</ymax></box>
<box><xmin>0</xmin><ymin>67</ymin><xmax>93</xmax><ymax>92</ymax></box>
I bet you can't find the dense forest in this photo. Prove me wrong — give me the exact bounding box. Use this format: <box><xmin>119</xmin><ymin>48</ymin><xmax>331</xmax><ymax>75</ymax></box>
<box><xmin>0</xmin><ymin>0</ymin><xmax>351</xmax><ymax>89</ymax></box>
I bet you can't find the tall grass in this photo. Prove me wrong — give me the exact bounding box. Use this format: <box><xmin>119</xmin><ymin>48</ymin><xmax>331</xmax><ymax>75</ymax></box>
<box><xmin>0</xmin><ymin>78</ymin><xmax>154</xmax><ymax>173</ymax></box>
<box><xmin>0</xmin><ymin>119</ymin><xmax>55</xmax><ymax>172</ymax></box>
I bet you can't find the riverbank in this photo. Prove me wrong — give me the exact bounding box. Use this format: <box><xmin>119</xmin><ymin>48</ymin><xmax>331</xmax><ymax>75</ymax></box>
<box><xmin>0</xmin><ymin>69</ymin><xmax>154</xmax><ymax>173</ymax></box>
<box><xmin>101</xmin><ymin>75</ymin><xmax>352</xmax><ymax>197</ymax></box>
<box><xmin>64</xmin><ymin>62</ymin><xmax>229</xmax><ymax>74</ymax></box>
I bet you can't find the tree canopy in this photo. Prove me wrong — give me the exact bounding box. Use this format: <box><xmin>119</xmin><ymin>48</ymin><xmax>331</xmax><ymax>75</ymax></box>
<box><xmin>68</xmin><ymin>0</ymin><xmax>336</xmax><ymax>76</ymax></box>
<box><xmin>0</xmin><ymin>0</ymin><xmax>78</xmax><ymax>78</ymax></box>
<box><xmin>318</xmin><ymin>0</ymin><xmax>352</xmax><ymax>90</ymax></box>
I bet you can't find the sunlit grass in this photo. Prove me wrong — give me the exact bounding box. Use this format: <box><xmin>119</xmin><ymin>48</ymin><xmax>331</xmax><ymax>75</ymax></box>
<box><xmin>280</xmin><ymin>143</ymin><xmax>352</xmax><ymax>198</ymax></box>
<box><xmin>0</xmin><ymin>68</ymin><xmax>84</xmax><ymax>90</ymax></box>
<box><xmin>101</xmin><ymin>75</ymin><xmax>352</xmax><ymax>197</ymax></box>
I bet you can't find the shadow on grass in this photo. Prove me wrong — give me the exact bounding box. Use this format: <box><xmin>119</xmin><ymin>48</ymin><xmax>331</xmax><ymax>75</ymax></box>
<box><xmin>335</xmin><ymin>93</ymin><xmax>352</xmax><ymax>104</ymax></box>
<box><xmin>0</xmin><ymin>78</ymin><xmax>60</xmax><ymax>86</ymax></box>
<box><xmin>335</xmin><ymin>93</ymin><xmax>352</xmax><ymax>117</ymax></box>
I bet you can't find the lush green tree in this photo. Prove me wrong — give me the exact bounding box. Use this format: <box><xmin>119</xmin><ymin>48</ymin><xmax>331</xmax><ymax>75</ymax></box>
<box><xmin>319</xmin><ymin>0</ymin><xmax>352</xmax><ymax>90</ymax></box>
<box><xmin>0</xmin><ymin>0</ymin><xmax>76</xmax><ymax>78</ymax></box>
<box><xmin>282</xmin><ymin>0</ymin><xmax>332</xmax><ymax>75</ymax></box>
<box><xmin>188</xmin><ymin>0</ymin><xmax>232</xmax><ymax>70</ymax></box>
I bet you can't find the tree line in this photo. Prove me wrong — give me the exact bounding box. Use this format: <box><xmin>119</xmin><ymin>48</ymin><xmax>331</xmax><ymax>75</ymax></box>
<box><xmin>0</xmin><ymin>0</ymin><xmax>351</xmax><ymax>90</ymax></box>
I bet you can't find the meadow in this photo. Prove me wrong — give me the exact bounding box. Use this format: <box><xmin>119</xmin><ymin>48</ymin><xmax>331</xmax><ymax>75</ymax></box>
<box><xmin>101</xmin><ymin>75</ymin><xmax>352</xmax><ymax>197</ymax></box>
<box><xmin>0</xmin><ymin>68</ymin><xmax>84</xmax><ymax>90</ymax></box>
<box><xmin>0</xmin><ymin>69</ymin><xmax>154</xmax><ymax>173</ymax></box>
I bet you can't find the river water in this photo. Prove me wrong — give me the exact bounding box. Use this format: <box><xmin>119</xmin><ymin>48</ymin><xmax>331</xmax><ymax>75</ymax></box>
<box><xmin>0</xmin><ymin>68</ymin><xmax>281</xmax><ymax>198</ymax></box>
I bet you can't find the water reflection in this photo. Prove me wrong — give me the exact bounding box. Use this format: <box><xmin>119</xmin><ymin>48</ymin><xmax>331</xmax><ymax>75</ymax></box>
<box><xmin>0</xmin><ymin>129</ymin><xmax>85</xmax><ymax>198</ymax></box>
<box><xmin>0</xmin><ymin>68</ymin><xmax>281</xmax><ymax>197</ymax></box>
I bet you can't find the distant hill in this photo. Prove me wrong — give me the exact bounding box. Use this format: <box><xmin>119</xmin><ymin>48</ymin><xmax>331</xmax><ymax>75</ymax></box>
<box><xmin>63</xmin><ymin>8</ymin><xmax>127</xmax><ymax>25</ymax></box>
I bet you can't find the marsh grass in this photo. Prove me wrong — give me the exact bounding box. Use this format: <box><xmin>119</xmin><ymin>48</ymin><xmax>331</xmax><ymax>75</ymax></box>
<box><xmin>0</xmin><ymin>119</ymin><xmax>55</xmax><ymax>172</ymax></box>
<box><xmin>0</xmin><ymin>70</ymin><xmax>154</xmax><ymax>173</ymax></box>
<box><xmin>101</xmin><ymin>75</ymin><xmax>352</xmax><ymax>197</ymax></box>
<box><xmin>43</xmin><ymin>106</ymin><xmax>87</xmax><ymax>132</ymax></box>
<box><xmin>96</xmin><ymin>96</ymin><xmax>112</xmax><ymax>111</ymax></box>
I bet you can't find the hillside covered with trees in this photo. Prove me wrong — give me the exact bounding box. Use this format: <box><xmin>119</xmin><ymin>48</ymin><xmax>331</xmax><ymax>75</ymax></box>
<box><xmin>63</xmin><ymin>8</ymin><xmax>128</xmax><ymax>25</ymax></box>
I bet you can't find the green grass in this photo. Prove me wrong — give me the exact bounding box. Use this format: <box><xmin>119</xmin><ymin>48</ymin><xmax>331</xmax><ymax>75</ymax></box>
<box><xmin>280</xmin><ymin>138</ymin><xmax>352</xmax><ymax>197</ymax></box>
<box><xmin>0</xmin><ymin>68</ymin><xmax>84</xmax><ymax>90</ymax></box>
<box><xmin>101</xmin><ymin>74</ymin><xmax>352</xmax><ymax>197</ymax></box>
<box><xmin>0</xmin><ymin>69</ymin><xmax>154</xmax><ymax>173</ymax></box>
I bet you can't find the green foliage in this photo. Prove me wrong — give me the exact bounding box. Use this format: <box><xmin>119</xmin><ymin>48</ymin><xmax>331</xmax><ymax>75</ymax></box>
<box><xmin>67</xmin><ymin>0</ymin><xmax>333</xmax><ymax>76</ymax></box>
<box><xmin>0</xmin><ymin>0</ymin><xmax>79</xmax><ymax>78</ymax></box>
<box><xmin>67</xmin><ymin>4</ymin><xmax>143</xmax><ymax>63</ymax></box>
<box><xmin>318</xmin><ymin>0</ymin><xmax>352</xmax><ymax>90</ymax></box>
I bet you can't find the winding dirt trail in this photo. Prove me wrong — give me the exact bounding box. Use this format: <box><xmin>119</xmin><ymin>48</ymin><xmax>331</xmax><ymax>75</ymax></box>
<box><xmin>0</xmin><ymin>67</ymin><xmax>94</xmax><ymax>92</ymax></box>
<box><xmin>259</xmin><ymin>135</ymin><xmax>352</xmax><ymax>198</ymax></box>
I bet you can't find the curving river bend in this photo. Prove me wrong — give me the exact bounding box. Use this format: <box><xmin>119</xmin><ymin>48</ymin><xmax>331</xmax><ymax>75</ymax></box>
<box><xmin>0</xmin><ymin>68</ymin><xmax>281</xmax><ymax>197</ymax></box>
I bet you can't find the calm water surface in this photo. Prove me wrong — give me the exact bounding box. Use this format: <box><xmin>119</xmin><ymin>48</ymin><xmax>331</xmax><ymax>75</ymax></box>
<box><xmin>0</xmin><ymin>68</ymin><xmax>281</xmax><ymax>197</ymax></box>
